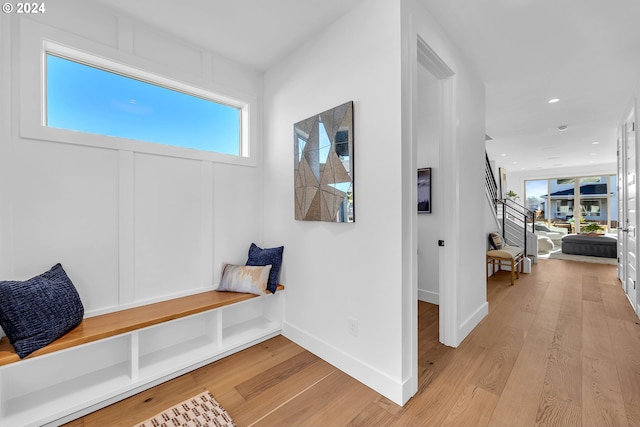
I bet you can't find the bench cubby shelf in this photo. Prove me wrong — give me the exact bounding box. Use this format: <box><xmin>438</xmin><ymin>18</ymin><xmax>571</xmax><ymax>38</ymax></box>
<box><xmin>0</xmin><ymin>288</ymin><xmax>284</xmax><ymax>427</ymax></box>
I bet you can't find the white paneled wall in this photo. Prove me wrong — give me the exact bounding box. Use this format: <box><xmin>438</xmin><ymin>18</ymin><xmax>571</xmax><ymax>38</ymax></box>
<box><xmin>1</xmin><ymin>3</ymin><xmax>263</xmax><ymax>316</ymax></box>
<box><xmin>12</xmin><ymin>140</ymin><xmax>121</xmax><ymax>311</ymax></box>
<box><xmin>133</xmin><ymin>154</ymin><xmax>210</xmax><ymax>301</ymax></box>
<box><xmin>212</xmin><ymin>163</ymin><xmax>263</xmax><ymax>279</ymax></box>
<box><xmin>132</xmin><ymin>24</ymin><xmax>204</xmax><ymax>75</ymax></box>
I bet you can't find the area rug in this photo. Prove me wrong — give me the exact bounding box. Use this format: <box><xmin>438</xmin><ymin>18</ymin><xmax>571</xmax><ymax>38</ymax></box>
<box><xmin>135</xmin><ymin>390</ymin><xmax>236</xmax><ymax>427</ymax></box>
<box><xmin>540</xmin><ymin>248</ymin><xmax>617</xmax><ymax>265</ymax></box>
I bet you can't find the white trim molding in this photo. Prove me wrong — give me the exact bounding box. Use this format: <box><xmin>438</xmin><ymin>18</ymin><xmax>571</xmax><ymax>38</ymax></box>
<box><xmin>18</xmin><ymin>19</ymin><xmax>258</xmax><ymax>167</ymax></box>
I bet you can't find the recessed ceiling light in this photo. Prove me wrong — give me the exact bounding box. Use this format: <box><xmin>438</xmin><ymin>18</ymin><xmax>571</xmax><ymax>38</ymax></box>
<box><xmin>592</xmin><ymin>141</ymin><xmax>600</xmax><ymax>145</ymax></box>
<box><xmin>557</xmin><ymin>125</ymin><xmax>568</xmax><ymax>131</ymax></box>
<box><xmin>591</xmin><ymin>153</ymin><xmax>597</xmax><ymax>156</ymax></box>
<box><xmin>500</xmin><ymin>153</ymin><xmax>507</xmax><ymax>156</ymax></box>
<box><xmin>512</xmin><ymin>161</ymin><xmax>517</xmax><ymax>164</ymax></box>
<box><xmin>548</xmin><ymin>98</ymin><xmax>560</xmax><ymax>104</ymax></box>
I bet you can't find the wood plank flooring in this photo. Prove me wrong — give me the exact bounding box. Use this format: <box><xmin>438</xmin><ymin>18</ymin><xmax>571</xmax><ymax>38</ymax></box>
<box><xmin>67</xmin><ymin>259</ymin><xmax>640</xmax><ymax>426</ymax></box>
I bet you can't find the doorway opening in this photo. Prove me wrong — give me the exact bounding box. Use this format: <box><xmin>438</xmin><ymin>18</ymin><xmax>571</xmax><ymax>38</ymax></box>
<box><xmin>417</xmin><ymin>62</ymin><xmax>441</xmax><ymax>306</ymax></box>
<box><xmin>415</xmin><ymin>36</ymin><xmax>455</xmax><ymax>346</ymax></box>
<box><xmin>405</xmin><ymin>34</ymin><xmax>456</xmax><ymax>404</ymax></box>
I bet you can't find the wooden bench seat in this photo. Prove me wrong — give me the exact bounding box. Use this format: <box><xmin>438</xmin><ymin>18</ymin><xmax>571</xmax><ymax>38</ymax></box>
<box><xmin>0</xmin><ymin>285</ymin><xmax>284</xmax><ymax>367</ymax></box>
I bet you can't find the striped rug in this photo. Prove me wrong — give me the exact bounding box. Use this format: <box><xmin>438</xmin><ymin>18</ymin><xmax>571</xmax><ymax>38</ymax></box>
<box><xmin>135</xmin><ymin>390</ymin><xmax>236</xmax><ymax>427</ymax></box>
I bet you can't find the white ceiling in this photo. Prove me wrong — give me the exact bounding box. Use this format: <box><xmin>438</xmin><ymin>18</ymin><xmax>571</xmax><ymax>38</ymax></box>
<box><xmin>95</xmin><ymin>0</ymin><xmax>640</xmax><ymax>173</ymax></box>
<box><xmin>422</xmin><ymin>0</ymin><xmax>640</xmax><ymax>172</ymax></box>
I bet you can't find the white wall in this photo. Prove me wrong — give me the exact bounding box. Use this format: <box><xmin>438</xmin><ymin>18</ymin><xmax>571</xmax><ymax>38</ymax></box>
<box><xmin>0</xmin><ymin>2</ymin><xmax>264</xmax><ymax>316</ymax></box>
<box><xmin>417</xmin><ymin>65</ymin><xmax>440</xmax><ymax>304</ymax></box>
<box><xmin>0</xmin><ymin>15</ymin><xmax>10</xmax><ymax>288</ymax></box>
<box><xmin>263</xmin><ymin>0</ymin><xmax>406</xmax><ymax>404</ymax></box>
<box><xmin>262</xmin><ymin>0</ymin><xmax>487</xmax><ymax>406</ymax></box>
<box><xmin>1</xmin><ymin>0</ymin><xmax>489</xmax><ymax>408</ymax></box>
<box><xmin>403</xmin><ymin>0</ymin><xmax>488</xmax><ymax>347</ymax></box>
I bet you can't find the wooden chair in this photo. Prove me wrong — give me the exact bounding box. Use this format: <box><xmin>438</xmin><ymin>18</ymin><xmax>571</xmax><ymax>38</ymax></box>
<box><xmin>486</xmin><ymin>232</ymin><xmax>525</xmax><ymax>285</ymax></box>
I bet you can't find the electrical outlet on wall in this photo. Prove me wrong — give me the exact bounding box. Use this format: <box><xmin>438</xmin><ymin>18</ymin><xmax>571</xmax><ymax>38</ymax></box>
<box><xmin>348</xmin><ymin>318</ymin><xmax>358</xmax><ymax>337</ymax></box>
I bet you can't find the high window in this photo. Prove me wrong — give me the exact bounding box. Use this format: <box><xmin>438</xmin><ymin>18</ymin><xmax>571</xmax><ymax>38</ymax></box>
<box><xmin>44</xmin><ymin>49</ymin><xmax>247</xmax><ymax>158</ymax></box>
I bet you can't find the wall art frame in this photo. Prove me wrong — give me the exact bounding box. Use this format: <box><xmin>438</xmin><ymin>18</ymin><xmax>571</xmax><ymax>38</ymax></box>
<box><xmin>418</xmin><ymin>167</ymin><xmax>432</xmax><ymax>213</ymax></box>
<box><xmin>293</xmin><ymin>101</ymin><xmax>354</xmax><ymax>222</ymax></box>
<box><xmin>499</xmin><ymin>167</ymin><xmax>507</xmax><ymax>199</ymax></box>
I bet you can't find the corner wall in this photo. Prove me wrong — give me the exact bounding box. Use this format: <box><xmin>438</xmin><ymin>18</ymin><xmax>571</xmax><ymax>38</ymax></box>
<box><xmin>402</xmin><ymin>0</ymin><xmax>488</xmax><ymax>348</ymax></box>
<box><xmin>262</xmin><ymin>0</ymin><xmax>407</xmax><ymax>404</ymax></box>
<box><xmin>263</xmin><ymin>0</ymin><xmax>488</xmax><ymax>406</ymax></box>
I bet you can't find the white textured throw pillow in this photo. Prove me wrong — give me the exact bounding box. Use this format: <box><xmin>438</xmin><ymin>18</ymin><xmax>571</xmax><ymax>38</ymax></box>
<box><xmin>490</xmin><ymin>232</ymin><xmax>505</xmax><ymax>249</ymax></box>
<box><xmin>218</xmin><ymin>263</ymin><xmax>272</xmax><ymax>295</ymax></box>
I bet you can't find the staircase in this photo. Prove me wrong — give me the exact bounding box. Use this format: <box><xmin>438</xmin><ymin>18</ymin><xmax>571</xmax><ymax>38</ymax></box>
<box><xmin>496</xmin><ymin>198</ymin><xmax>535</xmax><ymax>253</ymax></box>
<box><xmin>485</xmin><ymin>152</ymin><xmax>536</xmax><ymax>257</ymax></box>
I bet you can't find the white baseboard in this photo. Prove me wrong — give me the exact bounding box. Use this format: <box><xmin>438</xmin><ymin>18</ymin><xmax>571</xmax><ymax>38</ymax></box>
<box><xmin>283</xmin><ymin>300</ymin><xmax>488</xmax><ymax>405</ymax></box>
<box><xmin>417</xmin><ymin>289</ymin><xmax>439</xmax><ymax>304</ymax></box>
<box><xmin>282</xmin><ymin>322</ymin><xmax>409</xmax><ymax>406</ymax></box>
<box><xmin>458</xmin><ymin>301</ymin><xmax>488</xmax><ymax>343</ymax></box>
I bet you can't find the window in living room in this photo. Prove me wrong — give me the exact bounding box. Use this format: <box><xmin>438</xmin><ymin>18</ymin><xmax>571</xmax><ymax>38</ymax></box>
<box><xmin>525</xmin><ymin>179</ymin><xmax>548</xmax><ymax>221</ymax></box>
<box><xmin>525</xmin><ymin>174</ymin><xmax>618</xmax><ymax>233</ymax></box>
<box><xmin>45</xmin><ymin>53</ymin><xmax>244</xmax><ymax>157</ymax></box>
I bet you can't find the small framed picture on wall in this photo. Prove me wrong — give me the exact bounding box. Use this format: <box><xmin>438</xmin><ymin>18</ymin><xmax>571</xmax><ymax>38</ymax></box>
<box><xmin>499</xmin><ymin>167</ymin><xmax>507</xmax><ymax>199</ymax></box>
<box><xmin>418</xmin><ymin>167</ymin><xmax>431</xmax><ymax>213</ymax></box>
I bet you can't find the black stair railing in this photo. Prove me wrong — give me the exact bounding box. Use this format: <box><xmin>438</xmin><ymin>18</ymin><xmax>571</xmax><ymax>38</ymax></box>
<box><xmin>485</xmin><ymin>152</ymin><xmax>498</xmax><ymax>209</ymax></box>
<box><xmin>485</xmin><ymin>151</ymin><xmax>534</xmax><ymax>255</ymax></box>
<box><xmin>496</xmin><ymin>198</ymin><xmax>535</xmax><ymax>255</ymax></box>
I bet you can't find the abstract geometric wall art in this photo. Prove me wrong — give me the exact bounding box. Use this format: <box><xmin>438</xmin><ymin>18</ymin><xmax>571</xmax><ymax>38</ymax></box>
<box><xmin>293</xmin><ymin>101</ymin><xmax>354</xmax><ymax>222</ymax></box>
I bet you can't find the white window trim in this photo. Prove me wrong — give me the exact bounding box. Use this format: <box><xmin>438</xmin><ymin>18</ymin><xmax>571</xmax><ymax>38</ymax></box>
<box><xmin>20</xmin><ymin>19</ymin><xmax>257</xmax><ymax>166</ymax></box>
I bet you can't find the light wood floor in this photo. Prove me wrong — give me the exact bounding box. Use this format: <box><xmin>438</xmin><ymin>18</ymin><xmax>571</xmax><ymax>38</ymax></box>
<box><xmin>67</xmin><ymin>259</ymin><xmax>640</xmax><ymax>426</ymax></box>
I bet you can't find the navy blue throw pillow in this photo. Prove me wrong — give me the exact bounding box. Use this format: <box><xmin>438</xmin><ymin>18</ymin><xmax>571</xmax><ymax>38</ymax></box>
<box><xmin>246</xmin><ymin>243</ymin><xmax>284</xmax><ymax>293</ymax></box>
<box><xmin>0</xmin><ymin>263</ymin><xmax>84</xmax><ymax>358</ymax></box>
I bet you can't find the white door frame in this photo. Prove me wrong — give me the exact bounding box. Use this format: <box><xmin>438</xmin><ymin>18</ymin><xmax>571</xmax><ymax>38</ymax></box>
<box><xmin>618</xmin><ymin>129</ymin><xmax>626</xmax><ymax>284</ymax></box>
<box><xmin>402</xmin><ymin>26</ymin><xmax>457</xmax><ymax>404</ymax></box>
<box><xmin>623</xmin><ymin>109</ymin><xmax>639</xmax><ymax>314</ymax></box>
<box><xmin>415</xmin><ymin>37</ymin><xmax>457</xmax><ymax>345</ymax></box>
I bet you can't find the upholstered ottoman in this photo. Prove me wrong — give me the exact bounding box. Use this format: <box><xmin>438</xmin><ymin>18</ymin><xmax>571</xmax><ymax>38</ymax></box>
<box><xmin>561</xmin><ymin>234</ymin><xmax>617</xmax><ymax>258</ymax></box>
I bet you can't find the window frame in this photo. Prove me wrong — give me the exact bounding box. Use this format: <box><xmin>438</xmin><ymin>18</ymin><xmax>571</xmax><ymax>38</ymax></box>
<box><xmin>20</xmin><ymin>20</ymin><xmax>257</xmax><ymax>166</ymax></box>
<box><xmin>526</xmin><ymin>174</ymin><xmax>617</xmax><ymax>230</ymax></box>
<box><xmin>555</xmin><ymin>199</ymin><xmax>573</xmax><ymax>216</ymax></box>
<box><xmin>581</xmin><ymin>199</ymin><xmax>602</xmax><ymax>217</ymax></box>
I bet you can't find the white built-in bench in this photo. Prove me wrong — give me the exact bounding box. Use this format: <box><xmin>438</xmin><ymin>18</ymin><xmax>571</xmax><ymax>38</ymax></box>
<box><xmin>0</xmin><ymin>285</ymin><xmax>284</xmax><ymax>427</ymax></box>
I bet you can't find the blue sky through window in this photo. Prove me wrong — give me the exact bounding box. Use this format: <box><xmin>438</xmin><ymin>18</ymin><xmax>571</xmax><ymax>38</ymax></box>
<box><xmin>46</xmin><ymin>54</ymin><xmax>241</xmax><ymax>155</ymax></box>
